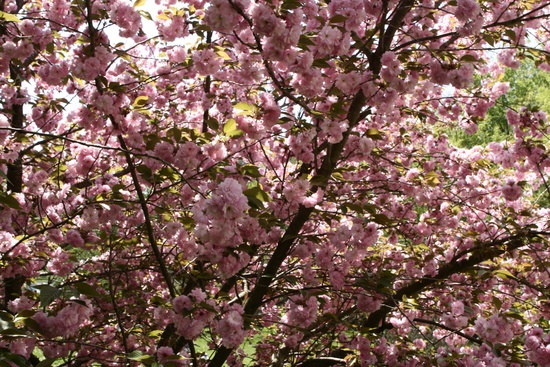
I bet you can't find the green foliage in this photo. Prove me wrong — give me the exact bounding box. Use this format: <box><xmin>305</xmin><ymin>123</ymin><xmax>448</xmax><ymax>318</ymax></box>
<box><xmin>449</xmin><ymin>61</ymin><xmax>550</xmax><ymax>148</ymax></box>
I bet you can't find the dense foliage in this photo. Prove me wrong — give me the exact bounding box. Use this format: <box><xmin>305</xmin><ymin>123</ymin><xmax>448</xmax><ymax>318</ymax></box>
<box><xmin>450</xmin><ymin>61</ymin><xmax>550</xmax><ymax>148</ymax></box>
<box><xmin>1</xmin><ymin>0</ymin><xmax>550</xmax><ymax>366</ymax></box>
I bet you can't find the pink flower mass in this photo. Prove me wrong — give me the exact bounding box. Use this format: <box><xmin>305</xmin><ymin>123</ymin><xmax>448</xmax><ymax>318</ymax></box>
<box><xmin>0</xmin><ymin>0</ymin><xmax>550</xmax><ymax>366</ymax></box>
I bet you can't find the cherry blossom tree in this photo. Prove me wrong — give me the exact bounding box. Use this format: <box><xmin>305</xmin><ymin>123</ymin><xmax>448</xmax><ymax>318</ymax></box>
<box><xmin>1</xmin><ymin>0</ymin><xmax>550</xmax><ymax>366</ymax></box>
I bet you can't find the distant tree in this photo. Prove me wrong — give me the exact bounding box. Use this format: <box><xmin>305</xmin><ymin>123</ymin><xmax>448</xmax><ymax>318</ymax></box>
<box><xmin>450</xmin><ymin>60</ymin><xmax>550</xmax><ymax>148</ymax></box>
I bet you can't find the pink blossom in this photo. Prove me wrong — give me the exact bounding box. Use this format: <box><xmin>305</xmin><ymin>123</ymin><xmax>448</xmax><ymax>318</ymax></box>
<box><xmin>525</xmin><ymin>328</ymin><xmax>550</xmax><ymax>366</ymax></box>
<box><xmin>157</xmin><ymin>15</ymin><xmax>188</xmax><ymax>41</ymax></box>
<box><xmin>251</xmin><ymin>3</ymin><xmax>285</xmax><ymax>37</ymax></box>
<box><xmin>455</xmin><ymin>0</ymin><xmax>481</xmax><ymax>21</ymax></box>
<box><xmin>449</xmin><ymin>63</ymin><xmax>475</xmax><ymax>89</ymax></box>
<box><xmin>335</xmin><ymin>71</ymin><xmax>363</xmax><ymax>94</ymax></box>
<box><xmin>320</xmin><ymin>119</ymin><xmax>348</xmax><ymax>144</ymax></box>
<box><xmin>204</xmin><ymin>0</ymin><xmax>240</xmax><ymax>33</ymax></box>
<box><xmin>33</xmin><ymin>301</ymin><xmax>93</xmax><ymax>338</ymax></box>
<box><xmin>498</xmin><ymin>49</ymin><xmax>521</xmax><ymax>68</ymax></box>
<box><xmin>282</xmin><ymin>295</ymin><xmax>318</xmax><ymax>327</ymax></box>
<box><xmin>0</xmin><ymin>114</ymin><xmax>10</xmax><ymax>143</ymax></box>
<box><xmin>215</xmin><ymin>305</ymin><xmax>246</xmax><ymax>348</ymax></box>
<box><xmin>153</xmin><ymin>141</ymin><xmax>176</xmax><ymax>162</ymax></box>
<box><xmin>9</xmin><ymin>338</ymin><xmax>35</xmax><ymax>359</ymax></box>
<box><xmin>47</xmin><ymin>248</ymin><xmax>74</xmax><ymax>276</ymax></box>
<box><xmin>192</xmin><ymin>49</ymin><xmax>223</xmax><ymax>75</ymax></box>
<box><xmin>109</xmin><ymin>0</ymin><xmax>142</xmax><ymax>38</ymax></box>
<box><xmin>37</xmin><ymin>61</ymin><xmax>69</xmax><ymax>85</ymax></box>
<box><xmin>167</xmin><ymin>46</ymin><xmax>187</xmax><ymax>63</ymax></box>
<box><xmin>65</xmin><ymin>229</ymin><xmax>85</xmax><ymax>248</ymax></box>
<box><xmin>283</xmin><ymin>178</ymin><xmax>310</xmax><ymax>203</ymax></box>
<box><xmin>429</xmin><ymin>60</ymin><xmax>451</xmax><ymax>85</ymax></box>
<box><xmin>204</xmin><ymin>178</ymin><xmax>249</xmax><ymax>220</ymax></box>
<box><xmin>380</xmin><ymin>51</ymin><xmax>401</xmax><ymax>83</ymax></box>
<box><xmin>357</xmin><ymin>295</ymin><xmax>382</xmax><ymax>312</ymax></box>
<box><xmin>502</xmin><ymin>180</ymin><xmax>522</xmax><ymax>201</ymax></box>
<box><xmin>93</xmin><ymin>94</ymin><xmax>117</xmax><ymax>116</ymax></box>
<box><xmin>302</xmin><ymin>189</ymin><xmax>324</xmax><ymax>208</ymax></box>
<box><xmin>451</xmin><ymin>300</ymin><xmax>465</xmax><ymax>315</ymax></box>
<box><xmin>474</xmin><ymin>314</ymin><xmax>514</xmax><ymax>344</ymax></box>
<box><xmin>156</xmin><ymin>346</ymin><xmax>175</xmax><ymax>363</ymax></box>
<box><xmin>8</xmin><ymin>296</ymin><xmax>35</xmax><ymax>313</ymax></box>
<box><xmin>259</xmin><ymin>92</ymin><xmax>281</xmax><ymax>128</ymax></box>
<box><xmin>218</xmin><ymin>251</ymin><xmax>250</xmax><ymax>278</ymax></box>
<box><xmin>172</xmin><ymin>295</ymin><xmax>193</xmax><ymax>313</ymax></box>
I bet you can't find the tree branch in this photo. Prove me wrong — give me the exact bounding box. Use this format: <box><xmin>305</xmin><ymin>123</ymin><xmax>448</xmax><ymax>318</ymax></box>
<box><xmin>84</xmin><ymin>0</ymin><xmax>176</xmax><ymax>298</ymax></box>
<box><xmin>364</xmin><ymin>230</ymin><xmax>537</xmax><ymax>330</ymax></box>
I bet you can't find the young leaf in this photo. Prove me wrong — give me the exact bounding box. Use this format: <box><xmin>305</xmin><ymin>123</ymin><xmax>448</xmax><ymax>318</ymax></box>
<box><xmin>132</xmin><ymin>95</ymin><xmax>149</xmax><ymax>107</ymax></box>
<box><xmin>0</xmin><ymin>193</ymin><xmax>21</xmax><ymax>210</ymax></box>
<box><xmin>233</xmin><ymin>102</ymin><xmax>257</xmax><ymax>116</ymax></box>
<box><xmin>223</xmin><ymin>119</ymin><xmax>244</xmax><ymax>138</ymax></box>
<box><xmin>0</xmin><ymin>11</ymin><xmax>20</xmax><ymax>22</ymax></box>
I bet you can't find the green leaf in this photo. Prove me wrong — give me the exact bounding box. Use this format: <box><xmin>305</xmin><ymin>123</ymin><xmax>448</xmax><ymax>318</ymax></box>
<box><xmin>73</xmin><ymin>282</ymin><xmax>103</xmax><ymax>298</ymax></box>
<box><xmin>136</xmin><ymin>165</ymin><xmax>153</xmax><ymax>180</ymax></box>
<box><xmin>223</xmin><ymin>119</ymin><xmax>244</xmax><ymax>138</ymax></box>
<box><xmin>0</xmin><ymin>192</ymin><xmax>21</xmax><ymax>210</ymax></box>
<box><xmin>504</xmin><ymin>312</ymin><xmax>526</xmax><ymax>322</ymax></box>
<box><xmin>127</xmin><ymin>350</ymin><xmax>155</xmax><ymax>364</ymax></box>
<box><xmin>0</xmin><ymin>349</ymin><xmax>27</xmax><ymax>367</ymax></box>
<box><xmin>493</xmin><ymin>269</ymin><xmax>517</xmax><ymax>281</ymax></box>
<box><xmin>504</xmin><ymin>29</ymin><xmax>516</xmax><ymax>42</ymax></box>
<box><xmin>133</xmin><ymin>0</ymin><xmax>146</xmax><ymax>6</ymax></box>
<box><xmin>460</xmin><ymin>54</ymin><xmax>479</xmax><ymax>62</ymax></box>
<box><xmin>483</xmin><ymin>34</ymin><xmax>495</xmax><ymax>46</ymax></box>
<box><xmin>492</xmin><ymin>296</ymin><xmax>502</xmax><ymax>310</ymax></box>
<box><xmin>206</xmin><ymin>117</ymin><xmax>219</xmax><ymax>130</ymax></box>
<box><xmin>298</xmin><ymin>34</ymin><xmax>316</xmax><ymax>50</ymax></box>
<box><xmin>329</xmin><ymin>14</ymin><xmax>348</xmax><ymax>23</ymax></box>
<box><xmin>372</xmin><ymin>213</ymin><xmax>392</xmax><ymax>225</ymax></box>
<box><xmin>425</xmin><ymin>171</ymin><xmax>440</xmax><ymax>186</ymax></box>
<box><xmin>37</xmin><ymin>285</ymin><xmax>62</xmax><ymax>307</ymax></box>
<box><xmin>36</xmin><ymin>358</ymin><xmax>62</xmax><ymax>367</ymax></box>
<box><xmin>240</xmin><ymin>164</ymin><xmax>261</xmax><ymax>178</ymax></box>
<box><xmin>312</xmin><ymin>58</ymin><xmax>331</xmax><ymax>68</ymax></box>
<box><xmin>366</xmin><ymin>128</ymin><xmax>384</xmax><ymax>140</ymax></box>
<box><xmin>244</xmin><ymin>186</ymin><xmax>271</xmax><ymax>208</ymax></box>
<box><xmin>281</xmin><ymin>0</ymin><xmax>302</xmax><ymax>11</ymax></box>
<box><xmin>331</xmin><ymin>172</ymin><xmax>345</xmax><ymax>181</ymax></box>
<box><xmin>148</xmin><ymin>329</ymin><xmax>164</xmax><ymax>337</ymax></box>
<box><xmin>233</xmin><ymin>102</ymin><xmax>257</xmax><ymax>116</ymax></box>
<box><xmin>0</xmin><ymin>328</ymin><xmax>29</xmax><ymax>337</ymax></box>
<box><xmin>132</xmin><ymin>95</ymin><xmax>149</xmax><ymax>107</ymax></box>
<box><xmin>215</xmin><ymin>49</ymin><xmax>231</xmax><ymax>61</ymax></box>
<box><xmin>310</xmin><ymin>175</ymin><xmax>329</xmax><ymax>187</ymax></box>
<box><xmin>341</xmin><ymin>202</ymin><xmax>364</xmax><ymax>215</ymax></box>
<box><xmin>376</xmin><ymin>271</ymin><xmax>395</xmax><ymax>290</ymax></box>
<box><xmin>0</xmin><ymin>11</ymin><xmax>20</xmax><ymax>22</ymax></box>
<box><xmin>21</xmin><ymin>317</ymin><xmax>41</xmax><ymax>333</ymax></box>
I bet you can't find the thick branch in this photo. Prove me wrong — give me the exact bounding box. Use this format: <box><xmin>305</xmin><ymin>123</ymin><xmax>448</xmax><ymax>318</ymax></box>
<box><xmin>413</xmin><ymin>318</ymin><xmax>482</xmax><ymax>344</ymax></box>
<box><xmin>364</xmin><ymin>231</ymin><xmax>533</xmax><ymax>330</ymax></box>
<box><xmin>208</xmin><ymin>0</ymin><xmax>420</xmax><ymax>365</ymax></box>
<box><xmin>83</xmin><ymin>0</ymin><xmax>176</xmax><ymax>297</ymax></box>
<box><xmin>375</xmin><ymin>0</ymin><xmax>415</xmax><ymax>59</ymax></box>
<box><xmin>3</xmin><ymin>52</ymin><xmax>26</xmax><ymax>310</ymax></box>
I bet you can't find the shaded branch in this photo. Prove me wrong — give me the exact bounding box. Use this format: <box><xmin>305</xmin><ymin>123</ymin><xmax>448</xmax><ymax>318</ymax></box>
<box><xmin>364</xmin><ymin>230</ymin><xmax>538</xmax><ymax>330</ymax></box>
<box><xmin>413</xmin><ymin>318</ymin><xmax>482</xmax><ymax>344</ymax></box>
<box><xmin>83</xmin><ymin>0</ymin><xmax>176</xmax><ymax>298</ymax></box>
